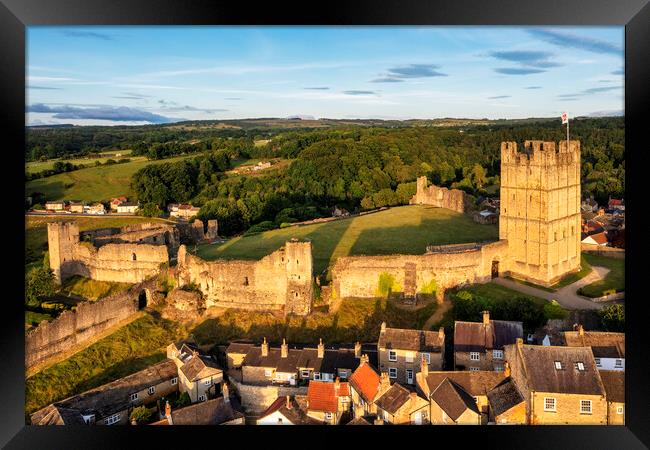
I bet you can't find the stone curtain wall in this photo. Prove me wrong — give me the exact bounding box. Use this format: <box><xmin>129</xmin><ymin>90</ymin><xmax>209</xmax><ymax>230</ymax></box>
<box><xmin>499</xmin><ymin>140</ymin><xmax>581</xmax><ymax>286</ymax></box>
<box><xmin>410</xmin><ymin>176</ymin><xmax>469</xmax><ymax>213</ymax></box>
<box><xmin>48</xmin><ymin>222</ymin><xmax>173</xmax><ymax>284</ymax></box>
<box><xmin>331</xmin><ymin>240</ymin><xmax>509</xmax><ymax>302</ymax></box>
<box><xmin>25</xmin><ymin>278</ymin><xmax>158</xmax><ymax>371</ymax></box>
<box><xmin>175</xmin><ymin>240</ymin><xmax>313</xmax><ymax>316</ymax></box>
<box><xmin>230</xmin><ymin>378</ymin><xmax>308</xmax><ymax>414</ymax></box>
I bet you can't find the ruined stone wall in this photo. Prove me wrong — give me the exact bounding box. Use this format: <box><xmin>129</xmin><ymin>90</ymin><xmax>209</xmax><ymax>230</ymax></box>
<box><xmin>410</xmin><ymin>176</ymin><xmax>470</xmax><ymax>213</ymax></box>
<box><xmin>48</xmin><ymin>222</ymin><xmax>173</xmax><ymax>284</ymax></box>
<box><xmin>175</xmin><ymin>239</ymin><xmax>313</xmax><ymax>316</ymax></box>
<box><xmin>499</xmin><ymin>140</ymin><xmax>581</xmax><ymax>286</ymax></box>
<box><xmin>25</xmin><ymin>278</ymin><xmax>158</xmax><ymax>371</ymax></box>
<box><xmin>330</xmin><ymin>241</ymin><xmax>509</xmax><ymax>302</ymax></box>
<box><xmin>230</xmin><ymin>378</ymin><xmax>308</xmax><ymax>414</ymax></box>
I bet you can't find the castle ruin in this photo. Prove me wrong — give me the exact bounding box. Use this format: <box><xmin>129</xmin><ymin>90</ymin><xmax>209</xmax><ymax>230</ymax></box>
<box><xmin>409</xmin><ymin>176</ymin><xmax>470</xmax><ymax>213</ymax></box>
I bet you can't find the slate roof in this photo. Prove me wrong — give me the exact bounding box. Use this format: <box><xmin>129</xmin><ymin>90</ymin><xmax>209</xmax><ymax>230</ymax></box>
<box><xmin>296</xmin><ymin>348</ymin><xmax>361</xmax><ymax>373</ymax></box>
<box><xmin>430</xmin><ymin>378</ymin><xmax>479</xmax><ymax>421</ymax></box>
<box><xmin>374</xmin><ymin>383</ymin><xmax>426</xmax><ymax>415</ymax></box>
<box><xmin>30</xmin><ymin>359</ymin><xmax>178</xmax><ymax>425</ymax></box>
<box><xmin>180</xmin><ymin>354</ymin><xmax>222</xmax><ymax>382</ymax></box>
<box><xmin>307</xmin><ymin>381</ymin><xmax>350</xmax><ymax>413</ymax></box>
<box><xmin>513</xmin><ymin>345</ymin><xmax>606</xmax><ymax>396</ymax></box>
<box><xmin>258</xmin><ymin>396</ymin><xmax>321</xmax><ymax>425</ymax></box>
<box><xmin>454</xmin><ymin>319</ymin><xmax>523</xmax><ymax>352</ymax></box>
<box><xmin>242</xmin><ymin>347</ymin><xmax>302</xmax><ymax>373</ymax></box>
<box><xmin>237</xmin><ymin>344</ymin><xmax>361</xmax><ymax>375</ymax></box>
<box><xmin>349</xmin><ymin>363</ymin><xmax>381</xmax><ymax>403</ymax></box>
<box><xmin>424</xmin><ymin>371</ymin><xmax>506</xmax><ymax>397</ymax></box>
<box><xmin>378</xmin><ymin>327</ymin><xmax>443</xmax><ymax>352</ymax></box>
<box><xmin>170</xmin><ymin>397</ymin><xmax>244</xmax><ymax>425</ymax></box>
<box><xmin>598</xmin><ymin>370</ymin><xmax>625</xmax><ymax>403</ymax></box>
<box><xmin>486</xmin><ymin>378</ymin><xmax>525</xmax><ymax>417</ymax></box>
<box><xmin>226</xmin><ymin>342</ymin><xmax>255</xmax><ymax>355</ymax></box>
<box><xmin>563</xmin><ymin>331</ymin><xmax>625</xmax><ymax>359</ymax></box>
<box><xmin>30</xmin><ymin>405</ymin><xmax>87</xmax><ymax>425</ymax></box>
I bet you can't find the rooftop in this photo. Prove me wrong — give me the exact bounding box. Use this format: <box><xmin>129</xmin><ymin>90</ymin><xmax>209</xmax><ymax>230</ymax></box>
<box><xmin>486</xmin><ymin>378</ymin><xmax>525</xmax><ymax>417</ymax></box>
<box><xmin>378</xmin><ymin>326</ymin><xmax>443</xmax><ymax>353</ymax></box>
<box><xmin>430</xmin><ymin>378</ymin><xmax>479</xmax><ymax>421</ymax></box>
<box><xmin>349</xmin><ymin>362</ymin><xmax>381</xmax><ymax>403</ymax></box>
<box><xmin>307</xmin><ymin>380</ymin><xmax>350</xmax><ymax>413</ymax></box>
<box><xmin>562</xmin><ymin>330</ymin><xmax>625</xmax><ymax>359</ymax></box>
<box><xmin>454</xmin><ymin>314</ymin><xmax>523</xmax><ymax>352</ymax></box>
<box><xmin>598</xmin><ymin>370</ymin><xmax>625</xmax><ymax>404</ymax></box>
<box><xmin>423</xmin><ymin>371</ymin><xmax>507</xmax><ymax>398</ymax></box>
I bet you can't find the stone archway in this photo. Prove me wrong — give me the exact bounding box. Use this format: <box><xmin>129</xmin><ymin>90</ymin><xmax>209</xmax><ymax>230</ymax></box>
<box><xmin>138</xmin><ymin>289</ymin><xmax>150</xmax><ymax>309</ymax></box>
<box><xmin>491</xmin><ymin>260</ymin><xmax>500</xmax><ymax>279</ymax></box>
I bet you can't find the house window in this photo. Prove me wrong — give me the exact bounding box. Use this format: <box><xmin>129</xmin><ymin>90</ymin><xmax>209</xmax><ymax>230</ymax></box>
<box><xmin>264</xmin><ymin>369</ymin><xmax>273</xmax><ymax>377</ymax></box>
<box><xmin>301</xmin><ymin>370</ymin><xmax>310</xmax><ymax>378</ymax></box>
<box><xmin>469</xmin><ymin>367</ymin><xmax>480</xmax><ymax>372</ymax></box>
<box><xmin>314</xmin><ymin>372</ymin><xmax>321</xmax><ymax>380</ymax></box>
<box><xmin>544</xmin><ymin>397</ymin><xmax>556</xmax><ymax>412</ymax></box>
<box><xmin>494</xmin><ymin>365</ymin><xmax>504</xmax><ymax>372</ymax></box>
<box><xmin>204</xmin><ymin>379</ymin><xmax>212</xmax><ymax>386</ymax></box>
<box><xmin>615</xmin><ymin>359</ymin><xmax>623</xmax><ymax>368</ymax></box>
<box><xmin>388</xmin><ymin>350</ymin><xmax>397</xmax><ymax>362</ymax></box>
<box><xmin>617</xmin><ymin>406</ymin><xmax>624</xmax><ymax>415</ymax></box>
<box><xmin>130</xmin><ymin>393</ymin><xmax>138</xmax><ymax>402</ymax></box>
<box><xmin>325</xmin><ymin>412</ymin><xmax>333</xmax><ymax>420</ymax></box>
<box><xmin>594</xmin><ymin>358</ymin><xmax>601</xmax><ymax>368</ymax></box>
<box><xmin>575</xmin><ymin>362</ymin><xmax>585</xmax><ymax>371</ymax></box>
<box><xmin>493</xmin><ymin>350</ymin><xmax>504</xmax><ymax>360</ymax></box>
<box><xmin>422</xmin><ymin>353</ymin><xmax>430</xmax><ymax>364</ymax></box>
<box><xmin>470</xmin><ymin>352</ymin><xmax>480</xmax><ymax>361</ymax></box>
<box><xmin>148</xmin><ymin>386</ymin><xmax>155</xmax><ymax>395</ymax></box>
<box><xmin>405</xmin><ymin>352</ymin><xmax>414</xmax><ymax>363</ymax></box>
<box><xmin>278</xmin><ymin>418</ymin><xmax>283</xmax><ymax>424</ymax></box>
<box><xmin>554</xmin><ymin>361</ymin><xmax>563</xmax><ymax>370</ymax></box>
<box><xmin>105</xmin><ymin>414</ymin><xmax>120</xmax><ymax>425</ymax></box>
<box><xmin>473</xmin><ymin>396</ymin><xmax>479</xmax><ymax>405</ymax></box>
<box><xmin>580</xmin><ymin>400</ymin><xmax>592</xmax><ymax>414</ymax></box>
<box><xmin>171</xmin><ymin>377</ymin><xmax>178</xmax><ymax>385</ymax></box>
<box><xmin>199</xmin><ymin>394</ymin><xmax>206</xmax><ymax>402</ymax></box>
<box><xmin>389</xmin><ymin>368</ymin><xmax>397</xmax><ymax>379</ymax></box>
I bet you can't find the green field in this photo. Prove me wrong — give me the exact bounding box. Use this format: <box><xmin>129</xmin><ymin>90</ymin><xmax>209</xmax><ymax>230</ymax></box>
<box><xmin>579</xmin><ymin>253</ymin><xmax>625</xmax><ymax>297</ymax></box>
<box><xmin>194</xmin><ymin>205</ymin><xmax>499</xmax><ymax>275</ymax></box>
<box><xmin>25</xmin><ymin>215</ymin><xmax>172</xmax><ymax>266</ymax></box>
<box><xmin>25</xmin><ymin>150</ymin><xmax>138</xmax><ymax>174</ymax></box>
<box><xmin>26</xmin><ymin>153</ymin><xmax>201</xmax><ymax>202</ymax></box>
<box><xmin>458</xmin><ymin>282</ymin><xmax>548</xmax><ymax>306</ymax></box>
<box><xmin>25</xmin><ymin>314</ymin><xmax>181</xmax><ymax>417</ymax></box>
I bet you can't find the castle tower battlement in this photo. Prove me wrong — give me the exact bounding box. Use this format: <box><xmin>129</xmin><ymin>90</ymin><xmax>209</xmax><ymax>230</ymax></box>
<box><xmin>499</xmin><ymin>140</ymin><xmax>581</xmax><ymax>286</ymax></box>
<box><xmin>47</xmin><ymin>221</ymin><xmax>80</xmax><ymax>284</ymax></box>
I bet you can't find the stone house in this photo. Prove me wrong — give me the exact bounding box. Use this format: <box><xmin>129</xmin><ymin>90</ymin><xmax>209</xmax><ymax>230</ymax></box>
<box><xmin>117</xmin><ymin>202</ymin><xmax>139</xmax><ymax>214</ymax></box>
<box><xmin>598</xmin><ymin>370</ymin><xmax>625</xmax><ymax>425</ymax></box>
<box><xmin>256</xmin><ymin>395</ymin><xmax>321</xmax><ymax>425</ymax></box>
<box><xmin>428</xmin><ymin>378</ymin><xmax>482</xmax><ymax>425</ymax></box>
<box><xmin>454</xmin><ymin>311</ymin><xmax>523</xmax><ymax>371</ymax></box>
<box><xmin>504</xmin><ymin>339</ymin><xmax>608</xmax><ymax>425</ymax></box>
<box><xmin>377</xmin><ymin>322</ymin><xmax>445</xmax><ymax>385</ymax></box>
<box><xmin>30</xmin><ymin>359</ymin><xmax>179</xmax><ymax>426</ymax></box>
<box><xmin>69</xmin><ymin>201</ymin><xmax>84</xmax><ymax>213</ymax></box>
<box><xmin>348</xmin><ymin>355</ymin><xmax>389</xmax><ymax>419</ymax></box>
<box><xmin>167</xmin><ymin>342</ymin><xmax>224</xmax><ymax>403</ymax></box>
<box><xmin>241</xmin><ymin>338</ymin><xmax>301</xmax><ymax>386</ymax></box>
<box><xmin>295</xmin><ymin>340</ymin><xmax>361</xmax><ymax>382</ymax></box>
<box><xmin>374</xmin><ymin>382</ymin><xmax>429</xmax><ymax>425</ymax></box>
<box><xmin>306</xmin><ymin>379</ymin><xmax>351</xmax><ymax>424</ymax></box>
<box><xmin>45</xmin><ymin>201</ymin><xmax>65</xmax><ymax>211</ymax></box>
<box><xmin>170</xmin><ymin>204</ymin><xmax>201</xmax><ymax>219</ymax></box>
<box><xmin>486</xmin><ymin>377</ymin><xmax>527</xmax><ymax>425</ymax></box>
<box><xmin>415</xmin><ymin>359</ymin><xmax>507</xmax><ymax>425</ymax></box>
<box><xmin>87</xmin><ymin>203</ymin><xmax>106</xmax><ymax>215</ymax></box>
<box><xmin>110</xmin><ymin>197</ymin><xmax>127</xmax><ymax>210</ymax></box>
<box><xmin>562</xmin><ymin>326</ymin><xmax>625</xmax><ymax>371</ymax></box>
<box><xmin>151</xmin><ymin>386</ymin><xmax>244</xmax><ymax>425</ymax></box>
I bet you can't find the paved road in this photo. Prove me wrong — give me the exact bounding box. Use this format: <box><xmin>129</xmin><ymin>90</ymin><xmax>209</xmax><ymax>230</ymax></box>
<box><xmin>492</xmin><ymin>266</ymin><xmax>613</xmax><ymax>311</ymax></box>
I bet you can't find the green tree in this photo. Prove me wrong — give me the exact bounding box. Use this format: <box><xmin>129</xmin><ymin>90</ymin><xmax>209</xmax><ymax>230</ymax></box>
<box><xmin>543</xmin><ymin>300</ymin><xmax>569</xmax><ymax>320</ymax></box>
<box><xmin>129</xmin><ymin>406</ymin><xmax>152</xmax><ymax>425</ymax></box>
<box><xmin>470</xmin><ymin>164</ymin><xmax>487</xmax><ymax>189</ymax></box>
<box><xmin>25</xmin><ymin>266</ymin><xmax>57</xmax><ymax>308</ymax></box>
<box><xmin>140</xmin><ymin>203</ymin><xmax>163</xmax><ymax>218</ymax></box>
<box><xmin>599</xmin><ymin>303</ymin><xmax>624</xmax><ymax>332</ymax></box>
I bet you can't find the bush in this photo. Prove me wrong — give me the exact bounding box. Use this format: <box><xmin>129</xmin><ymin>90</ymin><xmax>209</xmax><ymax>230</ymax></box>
<box><xmin>140</xmin><ymin>203</ymin><xmax>163</xmax><ymax>218</ymax></box>
<box><xmin>175</xmin><ymin>392</ymin><xmax>191</xmax><ymax>408</ymax></box>
<box><xmin>245</xmin><ymin>220</ymin><xmax>276</xmax><ymax>235</ymax></box>
<box><xmin>279</xmin><ymin>222</ymin><xmax>294</xmax><ymax>229</ymax></box>
<box><xmin>129</xmin><ymin>406</ymin><xmax>152</xmax><ymax>424</ymax></box>
<box><xmin>599</xmin><ymin>303</ymin><xmax>624</xmax><ymax>332</ymax></box>
<box><xmin>25</xmin><ymin>266</ymin><xmax>57</xmax><ymax>308</ymax></box>
<box><xmin>543</xmin><ymin>300</ymin><xmax>569</xmax><ymax>320</ymax></box>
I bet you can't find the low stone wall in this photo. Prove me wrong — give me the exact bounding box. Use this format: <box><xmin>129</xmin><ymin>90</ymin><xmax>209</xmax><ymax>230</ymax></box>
<box><xmin>331</xmin><ymin>240</ymin><xmax>509</xmax><ymax>302</ymax></box>
<box><xmin>581</xmin><ymin>244</ymin><xmax>625</xmax><ymax>259</ymax></box>
<box><xmin>229</xmin><ymin>378</ymin><xmax>308</xmax><ymax>414</ymax></box>
<box><xmin>25</xmin><ymin>278</ymin><xmax>158</xmax><ymax>371</ymax></box>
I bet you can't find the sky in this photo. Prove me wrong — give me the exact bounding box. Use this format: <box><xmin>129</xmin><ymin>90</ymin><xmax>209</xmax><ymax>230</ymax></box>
<box><xmin>26</xmin><ymin>26</ymin><xmax>624</xmax><ymax>126</ymax></box>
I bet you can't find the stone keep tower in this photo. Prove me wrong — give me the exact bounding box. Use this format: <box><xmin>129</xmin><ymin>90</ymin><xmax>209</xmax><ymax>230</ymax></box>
<box><xmin>499</xmin><ymin>140</ymin><xmax>581</xmax><ymax>286</ymax></box>
<box><xmin>47</xmin><ymin>221</ymin><xmax>80</xmax><ymax>284</ymax></box>
<box><xmin>284</xmin><ymin>238</ymin><xmax>313</xmax><ymax>315</ymax></box>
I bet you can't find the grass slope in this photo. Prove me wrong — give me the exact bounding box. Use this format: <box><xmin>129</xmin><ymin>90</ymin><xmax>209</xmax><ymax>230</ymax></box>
<box><xmin>60</xmin><ymin>275</ymin><xmax>132</xmax><ymax>301</ymax></box>
<box><xmin>579</xmin><ymin>253</ymin><xmax>625</xmax><ymax>297</ymax></box>
<box><xmin>195</xmin><ymin>205</ymin><xmax>499</xmax><ymax>274</ymax></box>
<box><xmin>26</xmin><ymin>153</ymin><xmax>200</xmax><ymax>202</ymax></box>
<box><xmin>25</xmin><ymin>314</ymin><xmax>181</xmax><ymax>417</ymax></box>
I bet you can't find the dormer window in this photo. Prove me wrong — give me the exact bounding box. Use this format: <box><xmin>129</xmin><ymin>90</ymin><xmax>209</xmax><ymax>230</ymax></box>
<box><xmin>554</xmin><ymin>361</ymin><xmax>563</xmax><ymax>370</ymax></box>
<box><xmin>575</xmin><ymin>362</ymin><xmax>585</xmax><ymax>371</ymax></box>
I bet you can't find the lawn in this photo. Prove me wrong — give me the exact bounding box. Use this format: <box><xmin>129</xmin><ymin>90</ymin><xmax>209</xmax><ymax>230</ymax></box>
<box><xmin>25</xmin><ymin>314</ymin><xmax>182</xmax><ymax>417</ymax></box>
<box><xmin>25</xmin><ymin>215</ymin><xmax>171</xmax><ymax>266</ymax></box>
<box><xmin>194</xmin><ymin>205</ymin><xmax>499</xmax><ymax>275</ymax></box>
<box><xmin>25</xmin><ymin>151</ymin><xmax>140</xmax><ymax>174</ymax></box>
<box><xmin>60</xmin><ymin>275</ymin><xmax>132</xmax><ymax>301</ymax></box>
<box><xmin>191</xmin><ymin>297</ymin><xmax>437</xmax><ymax>347</ymax></box>
<box><xmin>579</xmin><ymin>253</ymin><xmax>625</xmax><ymax>298</ymax></box>
<box><xmin>25</xmin><ymin>153</ymin><xmax>201</xmax><ymax>202</ymax></box>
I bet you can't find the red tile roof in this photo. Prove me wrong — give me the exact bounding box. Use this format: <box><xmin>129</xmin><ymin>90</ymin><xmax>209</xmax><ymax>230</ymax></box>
<box><xmin>349</xmin><ymin>363</ymin><xmax>380</xmax><ymax>403</ymax></box>
<box><xmin>586</xmin><ymin>232</ymin><xmax>608</xmax><ymax>245</ymax></box>
<box><xmin>307</xmin><ymin>381</ymin><xmax>349</xmax><ymax>413</ymax></box>
<box><xmin>608</xmin><ymin>199</ymin><xmax>622</xmax><ymax>206</ymax></box>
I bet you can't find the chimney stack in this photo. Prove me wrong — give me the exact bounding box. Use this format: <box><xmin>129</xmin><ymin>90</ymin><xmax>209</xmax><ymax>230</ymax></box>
<box><xmin>380</xmin><ymin>322</ymin><xmax>387</xmax><ymax>333</ymax></box>
<box><xmin>165</xmin><ymin>400</ymin><xmax>172</xmax><ymax>418</ymax></box>
<box><xmin>438</xmin><ymin>327</ymin><xmax>445</xmax><ymax>341</ymax></box>
<box><xmin>374</xmin><ymin>417</ymin><xmax>384</xmax><ymax>425</ymax></box>
<box><xmin>380</xmin><ymin>372</ymin><xmax>391</xmax><ymax>393</ymax></box>
<box><xmin>334</xmin><ymin>377</ymin><xmax>340</xmax><ymax>394</ymax></box>
<box><xmin>286</xmin><ymin>395</ymin><xmax>292</xmax><ymax>409</ymax></box>
<box><xmin>578</xmin><ymin>324</ymin><xmax>584</xmax><ymax>336</ymax></box>
<box><xmin>504</xmin><ymin>362</ymin><xmax>511</xmax><ymax>378</ymax></box>
<box><xmin>222</xmin><ymin>383</ymin><xmax>230</xmax><ymax>403</ymax></box>
<box><xmin>354</xmin><ymin>341</ymin><xmax>362</xmax><ymax>358</ymax></box>
<box><xmin>482</xmin><ymin>311</ymin><xmax>490</xmax><ymax>325</ymax></box>
<box><xmin>261</xmin><ymin>337</ymin><xmax>269</xmax><ymax>357</ymax></box>
<box><xmin>516</xmin><ymin>337</ymin><xmax>523</xmax><ymax>347</ymax></box>
<box><xmin>281</xmin><ymin>338</ymin><xmax>288</xmax><ymax>358</ymax></box>
<box><xmin>317</xmin><ymin>338</ymin><xmax>325</xmax><ymax>359</ymax></box>
<box><xmin>420</xmin><ymin>354</ymin><xmax>429</xmax><ymax>378</ymax></box>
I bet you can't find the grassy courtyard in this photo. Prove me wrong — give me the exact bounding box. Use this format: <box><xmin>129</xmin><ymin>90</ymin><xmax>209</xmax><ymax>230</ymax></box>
<box><xmin>194</xmin><ymin>205</ymin><xmax>499</xmax><ymax>274</ymax></box>
<box><xmin>579</xmin><ymin>253</ymin><xmax>625</xmax><ymax>297</ymax></box>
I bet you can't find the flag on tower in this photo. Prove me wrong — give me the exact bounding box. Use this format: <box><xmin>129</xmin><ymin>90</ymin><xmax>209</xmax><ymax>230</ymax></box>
<box><xmin>561</xmin><ymin>112</ymin><xmax>568</xmax><ymax>124</ymax></box>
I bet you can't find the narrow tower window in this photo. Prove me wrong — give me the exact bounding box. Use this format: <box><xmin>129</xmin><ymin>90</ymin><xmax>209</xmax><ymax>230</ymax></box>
<box><xmin>132</xmin><ymin>253</ymin><xmax>137</xmax><ymax>261</ymax></box>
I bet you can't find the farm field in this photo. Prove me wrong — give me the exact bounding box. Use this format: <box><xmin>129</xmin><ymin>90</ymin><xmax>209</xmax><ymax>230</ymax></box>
<box><xmin>25</xmin><ymin>153</ymin><xmax>202</xmax><ymax>202</ymax></box>
<box><xmin>25</xmin><ymin>150</ymin><xmax>137</xmax><ymax>173</ymax></box>
<box><xmin>25</xmin><ymin>215</ymin><xmax>171</xmax><ymax>266</ymax></box>
<box><xmin>194</xmin><ymin>205</ymin><xmax>499</xmax><ymax>275</ymax></box>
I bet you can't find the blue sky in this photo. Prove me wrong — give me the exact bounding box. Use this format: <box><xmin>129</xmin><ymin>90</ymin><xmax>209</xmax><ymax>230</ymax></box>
<box><xmin>26</xmin><ymin>26</ymin><xmax>624</xmax><ymax>125</ymax></box>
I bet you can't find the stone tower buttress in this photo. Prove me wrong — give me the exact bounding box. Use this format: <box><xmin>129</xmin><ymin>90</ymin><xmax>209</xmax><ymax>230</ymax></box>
<box><xmin>284</xmin><ymin>239</ymin><xmax>313</xmax><ymax>315</ymax></box>
<box><xmin>47</xmin><ymin>222</ymin><xmax>80</xmax><ymax>284</ymax></box>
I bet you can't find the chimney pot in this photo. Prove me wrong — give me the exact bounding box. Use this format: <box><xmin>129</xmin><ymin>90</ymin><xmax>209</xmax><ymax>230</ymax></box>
<box><xmin>380</xmin><ymin>322</ymin><xmax>387</xmax><ymax>333</ymax></box>
<box><xmin>222</xmin><ymin>383</ymin><xmax>230</xmax><ymax>403</ymax></box>
<box><xmin>261</xmin><ymin>337</ymin><xmax>269</xmax><ymax>357</ymax></box>
<box><xmin>281</xmin><ymin>338</ymin><xmax>288</xmax><ymax>358</ymax></box>
<box><xmin>420</xmin><ymin>354</ymin><xmax>429</xmax><ymax>377</ymax></box>
<box><xmin>317</xmin><ymin>338</ymin><xmax>325</xmax><ymax>358</ymax></box>
<box><xmin>504</xmin><ymin>362</ymin><xmax>511</xmax><ymax>378</ymax></box>
<box><xmin>516</xmin><ymin>337</ymin><xmax>523</xmax><ymax>347</ymax></box>
<box><xmin>165</xmin><ymin>400</ymin><xmax>172</xmax><ymax>418</ymax></box>
<box><xmin>354</xmin><ymin>341</ymin><xmax>362</xmax><ymax>358</ymax></box>
<box><xmin>360</xmin><ymin>354</ymin><xmax>369</xmax><ymax>365</ymax></box>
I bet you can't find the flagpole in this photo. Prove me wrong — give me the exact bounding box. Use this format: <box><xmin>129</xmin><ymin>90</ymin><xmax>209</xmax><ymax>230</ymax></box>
<box><xmin>567</xmin><ymin>114</ymin><xmax>570</xmax><ymax>150</ymax></box>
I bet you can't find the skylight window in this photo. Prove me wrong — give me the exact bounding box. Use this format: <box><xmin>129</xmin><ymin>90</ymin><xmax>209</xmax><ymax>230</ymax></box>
<box><xmin>575</xmin><ymin>362</ymin><xmax>585</xmax><ymax>371</ymax></box>
<box><xmin>554</xmin><ymin>361</ymin><xmax>563</xmax><ymax>370</ymax></box>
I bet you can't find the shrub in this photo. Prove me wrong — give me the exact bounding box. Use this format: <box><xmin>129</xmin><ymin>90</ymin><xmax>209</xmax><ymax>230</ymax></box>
<box><xmin>420</xmin><ymin>278</ymin><xmax>438</xmax><ymax>296</ymax></box>
<box><xmin>129</xmin><ymin>406</ymin><xmax>152</xmax><ymax>424</ymax></box>
<box><xmin>599</xmin><ymin>303</ymin><xmax>624</xmax><ymax>332</ymax></box>
<box><xmin>543</xmin><ymin>300</ymin><xmax>569</xmax><ymax>320</ymax></box>
<box><xmin>245</xmin><ymin>220</ymin><xmax>276</xmax><ymax>235</ymax></box>
<box><xmin>175</xmin><ymin>392</ymin><xmax>191</xmax><ymax>408</ymax></box>
<box><xmin>25</xmin><ymin>266</ymin><xmax>57</xmax><ymax>308</ymax></box>
<box><xmin>377</xmin><ymin>272</ymin><xmax>401</xmax><ymax>297</ymax></box>
<box><xmin>279</xmin><ymin>222</ymin><xmax>294</xmax><ymax>229</ymax></box>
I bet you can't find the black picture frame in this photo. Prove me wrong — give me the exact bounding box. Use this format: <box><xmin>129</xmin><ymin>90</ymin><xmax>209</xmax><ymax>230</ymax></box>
<box><xmin>2</xmin><ymin>0</ymin><xmax>649</xmax><ymax>448</ymax></box>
